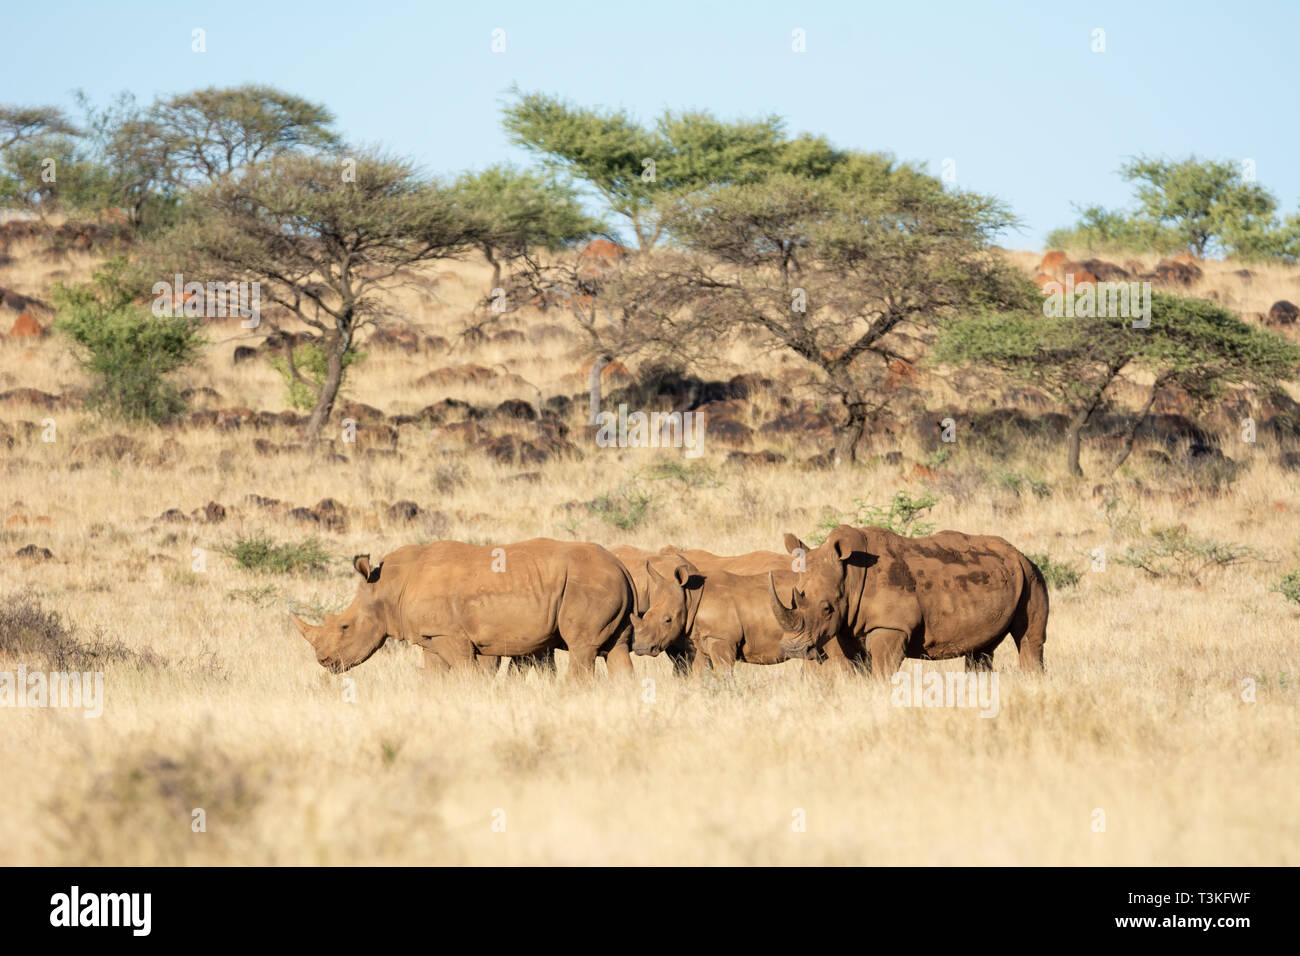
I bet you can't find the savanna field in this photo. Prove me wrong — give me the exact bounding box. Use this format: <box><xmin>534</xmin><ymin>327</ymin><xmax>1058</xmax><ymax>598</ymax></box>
<box><xmin>1</xmin><ymin>236</ymin><xmax>1298</xmax><ymax>866</ymax></box>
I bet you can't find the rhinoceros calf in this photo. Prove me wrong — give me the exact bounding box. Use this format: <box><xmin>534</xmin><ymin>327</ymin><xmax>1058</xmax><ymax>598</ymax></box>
<box><xmin>662</xmin><ymin>545</ymin><xmax>865</xmax><ymax>670</ymax></box>
<box><xmin>770</xmin><ymin>525</ymin><xmax>1048</xmax><ymax>676</ymax></box>
<box><xmin>609</xmin><ymin>545</ymin><xmax>695</xmax><ymax>675</ymax></box>
<box><xmin>291</xmin><ymin>539</ymin><xmax>636</xmax><ymax>677</ymax></box>
<box><xmin>631</xmin><ymin>556</ymin><xmax>809</xmax><ymax>671</ymax></box>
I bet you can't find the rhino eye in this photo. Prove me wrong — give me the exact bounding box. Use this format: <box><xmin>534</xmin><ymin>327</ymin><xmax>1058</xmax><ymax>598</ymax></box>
<box><xmin>821</xmin><ymin>602</ymin><xmax>832</xmax><ymax>615</ymax></box>
<box><xmin>662</xmin><ymin>617</ymin><xmax>671</xmax><ymax>624</ymax></box>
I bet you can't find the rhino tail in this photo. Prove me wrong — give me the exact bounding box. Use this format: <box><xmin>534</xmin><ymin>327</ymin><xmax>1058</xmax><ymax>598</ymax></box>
<box><xmin>1010</xmin><ymin>552</ymin><xmax>1049</xmax><ymax>672</ymax></box>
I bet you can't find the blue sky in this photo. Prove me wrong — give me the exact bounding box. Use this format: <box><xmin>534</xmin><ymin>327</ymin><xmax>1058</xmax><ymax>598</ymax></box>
<box><xmin>5</xmin><ymin>0</ymin><xmax>1296</xmax><ymax>248</ymax></box>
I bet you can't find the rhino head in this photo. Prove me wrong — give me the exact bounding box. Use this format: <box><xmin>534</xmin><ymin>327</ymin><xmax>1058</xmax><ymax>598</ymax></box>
<box><xmin>290</xmin><ymin>554</ymin><xmax>390</xmax><ymax>673</ymax></box>
<box><xmin>769</xmin><ymin>527</ymin><xmax>859</xmax><ymax>659</ymax></box>
<box><xmin>631</xmin><ymin>558</ymin><xmax>700</xmax><ymax>657</ymax></box>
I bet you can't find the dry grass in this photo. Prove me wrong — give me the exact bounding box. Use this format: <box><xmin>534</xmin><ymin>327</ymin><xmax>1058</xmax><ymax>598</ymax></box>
<box><xmin>1</xmin><ymin>241</ymin><xmax>1298</xmax><ymax>865</ymax></box>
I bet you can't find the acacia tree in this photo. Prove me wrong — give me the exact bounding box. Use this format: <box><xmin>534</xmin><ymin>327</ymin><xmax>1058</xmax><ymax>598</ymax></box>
<box><xmin>933</xmin><ymin>294</ymin><xmax>1300</xmax><ymax>475</ymax></box>
<box><xmin>153</xmin><ymin>150</ymin><xmax>477</xmax><ymax>437</ymax></box>
<box><xmin>651</xmin><ymin>168</ymin><xmax>1027</xmax><ymax>464</ymax></box>
<box><xmin>0</xmin><ymin>104</ymin><xmax>75</xmax><ymax>150</ymax></box>
<box><xmin>1049</xmin><ymin>156</ymin><xmax>1300</xmax><ymax>260</ymax></box>
<box><xmin>501</xmin><ymin>89</ymin><xmax>844</xmax><ymax>249</ymax></box>
<box><xmin>500</xmin><ymin>247</ymin><xmax>698</xmax><ymax>423</ymax></box>
<box><xmin>450</xmin><ymin>164</ymin><xmax>603</xmax><ymax>299</ymax></box>
<box><xmin>151</xmin><ymin>85</ymin><xmax>340</xmax><ymax>185</ymax></box>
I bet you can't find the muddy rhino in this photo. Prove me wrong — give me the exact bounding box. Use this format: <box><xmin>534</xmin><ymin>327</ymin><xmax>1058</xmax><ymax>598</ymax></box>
<box><xmin>609</xmin><ymin>545</ymin><xmax>697</xmax><ymax>674</ymax></box>
<box><xmin>291</xmin><ymin>539</ymin><xmax>637</xmax><ymax>677</ymax></box>
<box><xmin>630</xmin><ymin>555</ymin><xmax>812</xmax><ymax>671</ymax></box>
<box><xmin>769</xmin><ymin>525</ymin><xmax>1048</xmax><ymax>676</ymax></box>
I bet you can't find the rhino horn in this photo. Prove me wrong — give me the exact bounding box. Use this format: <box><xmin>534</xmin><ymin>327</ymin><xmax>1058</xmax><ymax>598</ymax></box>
<box><xmin>290</xmin><ymin>613</ymin><xmax>320</xmax><ymax>645</ymax></box>
<box><xmin>768</xmin><ymin>572</ymin><xmax>801</xmax><ymax>633</ymax></box>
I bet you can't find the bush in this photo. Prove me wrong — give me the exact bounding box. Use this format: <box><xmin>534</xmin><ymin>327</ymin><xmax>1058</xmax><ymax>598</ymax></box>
<box><xmin>0</xmin><ymin>590</ymin><xmax>160</xmax><ymax>668</ymax></box>
<box><xmin>992</xmin><ymin>470</ymin><xmax>1051</xmax><ymax>499</ymax></box>
<box><xmin>269</xmin><ymin>342</ymin><xmax>364</xmax><ymax>411</ymax></box>
<box><xmin>812</xmin><ymin>491</ymin><xmax>938</xmax><ymax>543</ymax></box>
<box><xmin>222</xmin><ymin>535</ymin><xmax>331</xmax><ymax>575</ymax></box>
<box><xmin>1273</xmin><ymin>570</ymin><xmax>1300</xmax><ymax>605</ymax></box>
<box><xmin>1028</xmin><ymin>554</ymin><xmax>1081</xmax><ymax>590</ymax></box>
<box><xmin>1115</xmin><ymin>524</ymin><xmax>1256</xmax><ymax>584</ymax></box>
<box><xmin>587</xmin><ymin>485</ymin><xmax>654</xmax><ymax>531</ymax></box>
<box><xmin>53</xmin><ymin>258</ymin><xmax>204</xmax><ymax>423</ymax></box>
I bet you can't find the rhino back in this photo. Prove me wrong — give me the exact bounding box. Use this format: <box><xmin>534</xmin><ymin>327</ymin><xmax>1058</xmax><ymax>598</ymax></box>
<box><xmin>699</xmin><ymin>569</ymin><xmax>793</xmax><ymax>664</ymax></box>
<box><xmin>878</xmin><ymin>530</ymin><xmax>1024</xmax><ymax>654</ymax></box>
<box><xmin>391</xmin><ymin>539</ymin><xmax>629</xmax><ymax>655</ymax></box>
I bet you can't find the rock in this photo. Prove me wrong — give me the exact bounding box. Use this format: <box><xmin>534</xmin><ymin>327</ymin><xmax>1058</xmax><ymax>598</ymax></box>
<box><xmin>8</xmin><ymin>313</ymin><xmax>43</xmax><ymax>338</ymax></box>
<box><xmin>725</xmin><ymin>450</ymin><xmax>786</xmax><ymax>465</ymax></box>
<box><xmin>80</xmin><ymin>434</ymin><xmax>143</xmax><ymax>461</ymax></box>
<box><xmin>1266</xmin><ymin>300</ymin><xmax>1298</xmax><ymax>327</ymax></box>
<box><xmin>705</xmin><ymin>419</ymin><xmax>753</xmax><ymax>447</ymax></box>
<box><xmin>1154</xmin><ymin>258</ymin><xmax>1203</xmax><ymax>286</ymax></box>
<box><xmin>386</xmin><ymin>500</ymin><xmax>423</xmax><ymax>523</ymax></box>
<box><xmin>232</xmin><ymin>346</ymin><xmax>258</xmax><ymax>364</ymax></box>
<box><xmin>493</xmin><ymin>399</ymin><xmax>537</xmax><ymax>421</ymax></box>
<box><xmin>416</xmin><ymin>364</ymin><xmax>497</xmax><ymax>388</ymax></box>
<box><xmin>1038</xmin><ymin>251</ymin><xmax>1067</xmax><ymax>273</ymax></box>
<box><xmin>287</xmin><ymin>507</ymin><xmax>319</xmax><ymax>526</ymax></box>
<box><xmin>578</xmin><ymin>239</ymin><xmax>628</xmax><ymax>265</ymax></box>
<box><xmin>216</xmin><ymin>407</ymin><xmax>256</xmax><ymax>429</ymax></box>
<box><xmin>0</xmin><ymin>388</ymin><xmax>61</xmax><ymax>409</ymax></box>
<box><xmin>1071</xmin><ymin>258</ymin><xmax>1130</xmax><ymax>282</ymax></box>
<box><xmin>14</xmin><ymin>544</ymin><xmax>53</xmax><ymax>561</ymax></box>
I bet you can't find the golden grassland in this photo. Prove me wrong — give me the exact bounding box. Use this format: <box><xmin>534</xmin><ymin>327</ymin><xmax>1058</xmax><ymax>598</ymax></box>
<box><xmin>0</xmin><ymin>242</ymin><xmax>1297</xmax><ymax>865</ymax></box>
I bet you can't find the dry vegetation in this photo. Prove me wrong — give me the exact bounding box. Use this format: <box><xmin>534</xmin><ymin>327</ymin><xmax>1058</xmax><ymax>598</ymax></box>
<box><xmin>1</xmin><ymin>237</ymin><xmax>1298</xmax><ymax>865</ymax></box>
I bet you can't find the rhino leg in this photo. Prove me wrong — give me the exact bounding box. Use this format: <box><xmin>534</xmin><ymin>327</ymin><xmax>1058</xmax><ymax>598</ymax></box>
<box><xmin>1011</xmin><ymin>555</ymin><xmax>1049</xmax><ymax>672</ymax></box>
<box><xmin>430</xmin><ymin>635</ymin><xmax>478</xmax><ymax>671</ymax></box>
<box><xmin>504</xmin><ymin>649</ymin><xmax>557</xmax><ymax>676</ymax></box>
<box><xmin>476</xmin><ymin>655</ymin><xmax>502</xmax><ymax>676</ymax></box>
<box><xmin>865</xmin><ymin>627</ymin><xmax>908</xmax><ymax>681</ymax></box>
<box><xmin>565</xmin><ymin>644</ymin><xmax>599</xmax><ymax>678</ymax></box>
<box><xmin>603</xmin><ymin>641</ymin><xmax>633</xmax><ymax>678</ymax></box>
<box><xmin>705</xmin><ymin>638</ymin><xmax>736</xmax><ymax>673</ymax></box>
<box><xmin>421</xmin><ymin>648</ymin><xmax>450</xmax><ymax>673</ymax></box>
<box><xmin>667</xmin><ymin>650</ymin><xmax>692</xmax><ymax>677</ymax></box>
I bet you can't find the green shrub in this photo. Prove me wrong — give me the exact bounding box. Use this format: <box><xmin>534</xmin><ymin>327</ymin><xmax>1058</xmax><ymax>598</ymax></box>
<box><xmin>638</xmin><ymin>461</ymin><xmax>723</xmax><ymax>489</ymax></box>
<box><xmin>1273</xmin><ymin>570</ymin><xmax>1300</xmax><ymax>605</ymax></box>
<box><xmin>1028</xmin><ymin>553</ymin><xmax>1081</xmax><ymax>590</ymax></box>
<box><xmin>1115</xmin><ymin>524</ymin><xmax>1256</xmax><ymax>584</ymax></box>
<box><xmin>268</xmin><ymin>342</ymin><xmax>364</xmax><ymax>411</ymax></box>
<box><xmin>222</xmin><ymin>535</ymin><xmax>331</xmax><ymax>575</ymax></box>
<box><xmin>812</xmin><ymin>490</ymin><xmax>938</xmax><ymax>543</ymax></box>
<box><xmin>992</xmin><ymin>470</ymin><xmax>1051</xmax><ymax>499</ymax></box>
<box><xmin>53</xmin><ymin>258</ymin><xmax>204</xmax><ymax>423</ymax></box>
<box><xmin>587</xmin><ymin>485</ymin><xmax>654</xmax><ymax>531</ymax></box>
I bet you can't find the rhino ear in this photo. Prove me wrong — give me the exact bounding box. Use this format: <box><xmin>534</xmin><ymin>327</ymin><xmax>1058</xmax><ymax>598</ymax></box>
<box><xmin>645</xmin><ymin>560</ymin><xmax>663</xmax><ymax>584</ymax></box>
<box><xmin>353</xmin><ymin>554</ymin><xmax>373</xmax><ymax>580</ymax></box>
<box><xmin>783</xmin><ymin>533</ymin><xmax>807</xmax><ymax>554</ymax></box>
<box><xmin>828</xmin><ymin>526</ymin><xmax>862</xmax><ymax>562</ymax></box>
<box><xmin>672</xmin><ymin>562</ymin><xmax>694</xmax><ymax>588</ymax></box>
